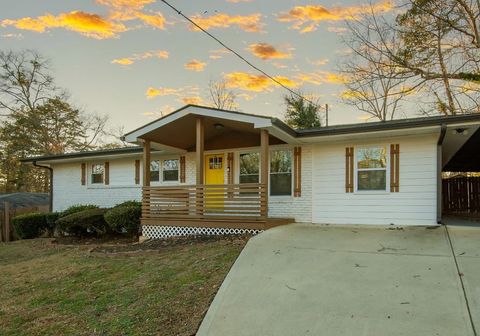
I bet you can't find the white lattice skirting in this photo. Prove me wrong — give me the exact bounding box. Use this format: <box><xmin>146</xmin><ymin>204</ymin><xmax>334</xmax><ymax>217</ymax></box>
<box><xmin>142</xmin><ymin>225</ymin><xmax>262</xmax><ymax>239</ymax></box>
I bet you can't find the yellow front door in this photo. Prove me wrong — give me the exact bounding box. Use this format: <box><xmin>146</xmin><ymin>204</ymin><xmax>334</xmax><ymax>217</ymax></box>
<box><xmin>204</xmin><ymin>154</ymin><xmax>225</xmax><ymax>211</ymax></box>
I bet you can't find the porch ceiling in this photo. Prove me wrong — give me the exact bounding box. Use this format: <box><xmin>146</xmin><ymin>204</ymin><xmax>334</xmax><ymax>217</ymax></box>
<box><xmin>142</xmin><ymin>114</ymin><xmax>285</xmax><ymax>151</ymax></box>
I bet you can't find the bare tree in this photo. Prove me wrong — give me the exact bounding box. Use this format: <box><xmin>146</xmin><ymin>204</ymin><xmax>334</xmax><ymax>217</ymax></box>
<box><xmin>340</xmin><ymin>1</ymin><xmax>480</xmax><ymax>117</ymax></box>
<box><xmin>0</xmin><ymin>50</ymin><xmax>57</xmax><ymax>117</ymax></box>
<box><xmin>340</xmin><ymin>13</ymin><xmax>412</xmax><ymax>121</ymax></box>
<box><xmin>206</xmin><ymin>80</ymin><xmax>238</xmax><ymax>110</ymax></box>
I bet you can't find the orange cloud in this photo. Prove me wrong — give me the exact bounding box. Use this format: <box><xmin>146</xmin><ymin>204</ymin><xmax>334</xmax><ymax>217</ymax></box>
<box><xmin>278</xmin><ymin>1</ymin><xmax>393</xmax><ymax>33</ymax></box>
<box><xmin>248</xmin><ymin>43</ymin><xmax>291</xmax><ymax>60</ymax></box>
<box><xmin>296</xmin><ymin>71</ymin><xmax>347</xmax><ymax>85</ymax></box>
<box><xmin>112</xmin><ymin>50</ymin><xmax>169</xmax><ymax>65</ymax></box>
<box><xmin>1</xmin><ymin>11</ymin><xmax>127</xmax><ymax>39</ymax></box>
<box><xmin>146</xmin><ymin>87</ymin><xmax>182</xmax><ymax>99</ymax></box>
<box><xmin>96</xmin><ymin>0</ymin><xmax>155</xmax><ymax>10</ymax></box>
<box><xmin>224</xmin><ymin>72</ymin><xmax>298</xmax><ymax>92</ymax></box>
<box><xmin>190</xmin><ymin>13</ymin><xmax>263</xmax><ymax>32</ymax></box>
<box><xmin>97</xmin><ymin>0</ymin><xmax>167</xmax><ymax>30</ymax></box>
<box><xmin>307</xmin><ymin>58</ymin><xmax>329</xmax><ymax>66</ymax></box>
<box><xmin>146</xmin><ymin>85</ymin><xmax>199</xmax><ymax>99</ymax></box>
<box><xmin>184</xmin><ymin>59</ymin><xmax>206</xmax><ymax>72</ymax></box>
<box><xmin>182</xmin><ymin>97</ymin><xmax>203</xmax><ymax>105</ymax></box>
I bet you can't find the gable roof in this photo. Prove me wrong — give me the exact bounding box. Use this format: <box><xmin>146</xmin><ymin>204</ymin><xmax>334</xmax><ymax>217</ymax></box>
<box><xmin>122</xmin><ymin>104</ymin><xmax>297</xmax><ymax>143</ymax></box>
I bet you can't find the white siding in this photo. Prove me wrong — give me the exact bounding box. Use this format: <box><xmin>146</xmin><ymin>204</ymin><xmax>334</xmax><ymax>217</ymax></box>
<box><xmin>52</xmin><ymin>153</ymin><xmax>196</xmax><ymax>212</ymax></box>
<box><xmin>311</xmin><ymin>134</ymin><xmax>438</xmax><ymax>226</ymax></box>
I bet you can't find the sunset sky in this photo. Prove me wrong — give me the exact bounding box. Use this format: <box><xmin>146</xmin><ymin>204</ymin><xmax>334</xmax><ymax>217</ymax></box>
<box><xmin>1</xmin><ymin>0</ymin><xmax>395</xmax><ymax>131</ymax></box>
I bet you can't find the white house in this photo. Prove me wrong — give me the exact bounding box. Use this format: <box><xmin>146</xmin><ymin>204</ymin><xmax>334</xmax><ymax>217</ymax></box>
<box><xmin>23</xmin><ymin>105</ymin><xmax>480</xmax><ymax>238</ymax></box>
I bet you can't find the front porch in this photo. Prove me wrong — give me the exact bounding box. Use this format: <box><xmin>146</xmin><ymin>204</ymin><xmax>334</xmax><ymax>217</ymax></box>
<box><xmin>127</xmin><ymin>106</ymin><xmax>298</xmax><ymax>232</ymax></box>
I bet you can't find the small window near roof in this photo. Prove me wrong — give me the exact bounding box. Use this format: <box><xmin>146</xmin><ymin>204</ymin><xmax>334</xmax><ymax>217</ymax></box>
<box><xmin>356</xmin><ymin>147</ymin><xmax>387</xmax><ymax>191</ymax></box>
<box><xmin>150</xmin><ymin>160</ymin><xmax>160</xmax><ymax>182</ymax></box>
<box><xmin>163</xmin><ymin>159</ymin><xmax>179</xmax><ymax>181</ymax></box>
<box><xmin>91</xmin><ymin>164</ymin><xmax>104</xmax><ymax>184</ymax></box>
<box><xmin>270</xmin><ymin>150</ymin><xmax>292</xmax><ymax>196</ymax></box>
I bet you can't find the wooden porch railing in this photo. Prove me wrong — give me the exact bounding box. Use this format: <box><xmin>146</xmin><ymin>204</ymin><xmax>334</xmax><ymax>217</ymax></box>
<box><xmin>142</xmin><ymin>183</ymin><xmax>267</xmax><ymax>223</ymax></box>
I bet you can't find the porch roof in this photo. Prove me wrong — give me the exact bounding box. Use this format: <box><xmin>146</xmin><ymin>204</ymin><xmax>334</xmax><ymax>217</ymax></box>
<box><xmin>121</xmin><ymin>105</ymin><xmax>298</xmax><ymax>150</ymax></box>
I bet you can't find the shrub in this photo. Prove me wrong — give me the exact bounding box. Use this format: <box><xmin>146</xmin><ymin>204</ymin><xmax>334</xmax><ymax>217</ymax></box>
<box><xmin>44</xmin><ymin>212</ymin><xmax>60</xmax><ymax>235</ymax></box>
<box><xmin>60</xmin><ymin>204</ymin><xmax>99</xmax><ymax>218</ymax></box>
<box><xmin>56</xmin><ymin>208</ymin><xmax>109</xmax><ymax>236</ymax></box>
<box><xmin>113</xmin><ymin>200</ymin><xmax>142</xmax><ymax>209</ymax></box>
<box><xmin>12</xmin><ymin>212</ymin><xmax>48</xmax><ymax>239</ymax></box>
<box><xmin>105</xmin><ymin>203</ymin><xmax>142</xmax><ymax>235</ymax></box>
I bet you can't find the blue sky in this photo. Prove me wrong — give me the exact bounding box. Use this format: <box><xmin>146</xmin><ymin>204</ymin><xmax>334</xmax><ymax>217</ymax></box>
<box><xmin>0</xmin><ymin>0</ymin><xmax>394</xmax><ymax>131</ymax></box>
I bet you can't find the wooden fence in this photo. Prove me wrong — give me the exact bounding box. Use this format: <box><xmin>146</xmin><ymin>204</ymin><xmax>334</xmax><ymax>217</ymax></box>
<box><xmin>443</xmin><ymin>177</ymin><xmax>480</xmax><ymax>214</ymax></box>
<box><xmin>0</xmin><ymin>202</ymin><xmax>49</xmax><ymax>242</ymax></box>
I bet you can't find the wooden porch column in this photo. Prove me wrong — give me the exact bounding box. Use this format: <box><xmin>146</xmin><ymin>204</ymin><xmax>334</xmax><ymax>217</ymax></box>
<box><xmin>260</xmin><ymin>129</ymin><xmax>269</xmax><ymax>218</ymax></box>
<box><xmin>196</xmin><ymin>117</ymin><xmax>205</xmax><ymax>184</ymax></box>
<box><xmin>196</xmin><ymin>117</ymin><xmax>205</xmax><ymax>216</ymax></box>
<box><xmin>143</xmin><ymin>139</ymin><xmax>151</xmax><ymax>187</ymax></box>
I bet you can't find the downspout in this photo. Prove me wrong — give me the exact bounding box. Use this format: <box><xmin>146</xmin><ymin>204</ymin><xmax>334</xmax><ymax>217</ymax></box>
<box><xmin>437</xmin><ymin>124</ymin><xmax>447</xmax><ymax>224</ymax></box>
<box><xmin>33</xmin><ymin>161</ymin><xmax>53</xmax><ymax>212</ymax></box>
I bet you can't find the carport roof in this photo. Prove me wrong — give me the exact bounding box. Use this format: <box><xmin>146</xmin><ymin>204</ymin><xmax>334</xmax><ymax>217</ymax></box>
<box><xmin>444</xmin><ymin>128</ymin><xmax>480</xmax><ymax>172</ymax></box>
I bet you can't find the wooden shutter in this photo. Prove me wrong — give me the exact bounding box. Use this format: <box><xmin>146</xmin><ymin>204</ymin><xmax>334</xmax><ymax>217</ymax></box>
<box><xmin>180</xmin><ymin>156</ymin><xmax>186</xmax><ymax>183</ymax></box>
<box><xmin>134</xmin><ymin>160</ymin><xmax>140</xmax><ymax>184</ymax></box>
<box><xmin>345</xmin><ymin>147</ymin><xmax>354</xmax><ymax>193</ymax></box>
<box><xmin>104</xmin><ymin>161</ymin><xmax>110</xmax><ymax>185</ymax></box>
<box><xmin>81</xmin><ymin>163</ymin><xmax>86</xmax><ymax>185</ymax></box>
<box><xmin>227</xmin><ymin>152</ymin><xmax>234</xmax><ymax>185</ymax></box>
<box><xmin>294</xmin><ymin>147</ymin><xmax>302</xmax><ymax>197</ymax></box>
<box><xmin>390</xmin><ymin>144</ymin><xmax>400</xmax><ymax>192</ymax></box>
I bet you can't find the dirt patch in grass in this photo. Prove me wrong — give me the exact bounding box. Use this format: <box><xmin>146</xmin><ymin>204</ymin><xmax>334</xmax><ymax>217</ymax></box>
<box><xmin>0</xmin><ymin>235</ymin><xmax>250</xmax><ymax>336</ymax></box>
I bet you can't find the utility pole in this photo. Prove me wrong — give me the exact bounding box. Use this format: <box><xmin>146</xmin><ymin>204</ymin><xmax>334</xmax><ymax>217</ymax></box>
<box><xmin>325</xmin><ymin>104</ymin><xmax>329</xmax><ymax>127</ymax></box>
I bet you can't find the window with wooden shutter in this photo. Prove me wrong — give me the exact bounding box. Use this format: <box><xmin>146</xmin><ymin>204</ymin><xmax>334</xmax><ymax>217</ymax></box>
<box><xmin>390</xmin><ymin>144</ymin><xmax>400</xmax><ymax>192</ymax></box>
<box><xmin>104</xmin><ymin>161</ymin><xmax>110</xmax><ymax>185</ymax></box>
<box><xmin>81</xmin><ymin>163</ymin><xmax>86</xmax><ymax>185</ymax></box>
<box><xmin>135</xmin><ymin>160</ymin><xmax>140</xmax><ymax>184</ymax></box>
<box><xmin>294</xmin><ymin>147</ymin><xmax>302</xmax><ymax>197</ymax></box>
<box><xmin>180</xmin><ymin>156</ymin><xmax>186</xmax><ymax>183</ymax></box>
<box><xmin>345</xmin><ymin>147</ymin><xmax>354</xmax><ymax>193</ymax></box>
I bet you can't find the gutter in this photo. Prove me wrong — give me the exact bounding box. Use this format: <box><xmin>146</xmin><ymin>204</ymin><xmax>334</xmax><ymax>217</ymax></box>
<box><xmin>32</xmin><ymin>161</ymin><xmax>53</xmax><ymax>212</ymax></box>
<box><xmin>437</xmin><ymin>124</ymin><xmax>447</xmax><ymax>224</ymax></box>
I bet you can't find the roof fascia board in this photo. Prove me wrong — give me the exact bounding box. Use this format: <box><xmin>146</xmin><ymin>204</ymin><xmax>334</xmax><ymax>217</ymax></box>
<box><xmin>299</xmin><ymin>125</ymin><xmax>440</xmax><ymax>143</ymax></box>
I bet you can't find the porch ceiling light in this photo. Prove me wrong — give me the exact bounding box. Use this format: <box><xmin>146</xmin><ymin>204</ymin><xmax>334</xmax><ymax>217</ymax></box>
<box><xmin>214</xmin><ymin>123</ymin><xmax>224</xmax><ymax>130</ymax></box>
<box><xmin>453</xmin><ymin>128</ymin><xmax>469</xmax><ymax>136</ymax></box>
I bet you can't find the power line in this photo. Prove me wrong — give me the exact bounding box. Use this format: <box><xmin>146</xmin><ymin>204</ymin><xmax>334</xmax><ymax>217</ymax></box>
<box><xmin>159</xmin><ymin>0</ymin><xmax>326</xmax><ymax>111</ymax></box>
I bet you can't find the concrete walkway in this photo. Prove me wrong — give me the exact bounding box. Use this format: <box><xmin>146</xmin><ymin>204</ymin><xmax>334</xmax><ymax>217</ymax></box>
<box><xmin>198</xmin><ymin>222</ymin><xmax>479</xmax><ymax>336</ymax></box>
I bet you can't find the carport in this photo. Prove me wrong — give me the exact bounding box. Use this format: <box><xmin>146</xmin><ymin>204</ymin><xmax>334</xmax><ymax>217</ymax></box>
<box><xmin>442</xmin><ymin>126</ymin><xmax>480</xmax><ymax>220</ymax></box>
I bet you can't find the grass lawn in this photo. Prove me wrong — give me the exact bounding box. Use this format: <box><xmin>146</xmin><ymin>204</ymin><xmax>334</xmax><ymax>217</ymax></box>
<box><xmin>0</xmin><ymin>236</ymin><xmax>247</xmax><ymax>336</ymax></box>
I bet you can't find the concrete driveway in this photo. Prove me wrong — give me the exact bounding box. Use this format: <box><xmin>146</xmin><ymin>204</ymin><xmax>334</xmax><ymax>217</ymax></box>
<box><xmin>198</xmin><ymin>222</ymin><xmax>479</xmax><ymax>336</ymax></box>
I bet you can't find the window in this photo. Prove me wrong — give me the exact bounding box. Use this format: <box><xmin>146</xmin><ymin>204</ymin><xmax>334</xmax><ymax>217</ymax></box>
<box><xmin>163</xmin><ymin>159</ymin><xmax>179</xmax><ymax>181</ymax></box>
<box><xmin>150</xmin><ymin>160</ymin><xmax>160</xmax><ymax>182</ymax></box>
<box><xmin>270</xmin><ymin>150</ymin><xmax>292</xmax><ymax>196</ymax></box>
<box><xmin>356</xmin><ymin>147</ymin><xmax>387</xmax><ymax>191</ymax></box>
<box><xmin>208</xmin><ymin>156</ymin><xmax>223</xmax><ymax>169</ymax></box>
<box><xmin>91</xmin><ymin>164</ymin><xmax>104</xmax><ymax>184</ymax></box>
<box><xmin>239</xmin><ymin>152</ymin><xmax>259</xmax><ymax>184</ymax></box>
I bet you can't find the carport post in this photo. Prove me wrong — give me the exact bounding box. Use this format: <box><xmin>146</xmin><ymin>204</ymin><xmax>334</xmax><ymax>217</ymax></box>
<box><xmin>437</xmin><ymin>124</ymin><xmax>447</xmax><ymax>224</ymax></box>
